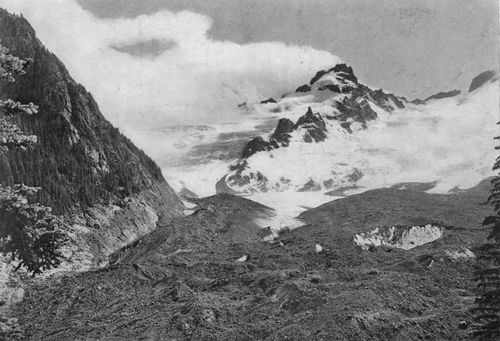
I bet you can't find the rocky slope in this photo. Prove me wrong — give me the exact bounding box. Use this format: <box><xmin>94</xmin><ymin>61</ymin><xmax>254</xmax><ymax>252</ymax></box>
<box><xmin>0</xmin><ymin>9</ymin><xmax>183</xmax><ymax>310</ymax></box>
<box><xmin>12</xmin><ymin>179</ymin><xmax>492</xmax><ymax>340</ymax></box>
<box><xmin>411</xmin><ymin>89</ymin><xmax>461</xmax><ymax>104</ymax></box>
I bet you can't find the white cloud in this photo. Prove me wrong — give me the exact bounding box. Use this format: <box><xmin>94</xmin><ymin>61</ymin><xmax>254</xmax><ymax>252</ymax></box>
<box><xmin>0</xmin><ymin>0</ymin><xmax>342</xmax><ymax>128</ymax></box>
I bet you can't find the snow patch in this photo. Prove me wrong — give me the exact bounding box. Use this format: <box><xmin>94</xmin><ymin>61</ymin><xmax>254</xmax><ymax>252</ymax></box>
<box><xmin>250</xmin><ymin>190</ymin><xmax>328</xmax><ymax>233</ymax></box>
<box><xmin>181</xmin><ymin>199</ymin><xmax>197</xmax><ymax>216</ymax></box>
<box><xmin>354</xmin><ymin>224</ymin><xmax>444</xmax><ymax>250</ymax></box>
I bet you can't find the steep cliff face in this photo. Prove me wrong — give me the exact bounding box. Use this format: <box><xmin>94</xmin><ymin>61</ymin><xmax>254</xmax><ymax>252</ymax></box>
<box><xmin>0</xmin><ymin>10</ymin><xmax>183</xmax><ymax>273</ymax></box>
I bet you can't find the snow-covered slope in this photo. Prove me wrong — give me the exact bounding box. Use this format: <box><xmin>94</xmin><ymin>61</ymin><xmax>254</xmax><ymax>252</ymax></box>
<box><xmin>210</xmin><ymin>65</ymin><xmax>499</xmax><ymax>229</ymax></box>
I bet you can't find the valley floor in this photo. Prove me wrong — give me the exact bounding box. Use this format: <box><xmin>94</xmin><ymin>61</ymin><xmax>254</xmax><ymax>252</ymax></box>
<box><xmin>10</xmin><ymin>180</ymin><xmax>493</xmax><ymax>340</ymax></box>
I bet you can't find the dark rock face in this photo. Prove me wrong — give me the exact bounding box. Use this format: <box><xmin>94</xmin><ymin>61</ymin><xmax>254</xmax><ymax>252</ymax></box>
<box><xmin>310</xmin><ymin>69</ymin><xmax>330</xmax><ymax>85</ymax></box>
<box><xmin>318</xmin><ymin>83</ymin><xmax>341</xmax><ymax>93</ymax></box>
<box><xmin>241</xmin><ymin>136</ymin><xmax>271</xmax><ymax>159</ymax></box>
<box><xmin>310</xmin><ymin>63</ymin><xmax>358</xmax><ymax>86</ymax></box>
<box><xmin>331</xmin><ymin>63</ymin><xmax>358</xmax><ymax>84</ymax></box>
<box><xmin>334</xmin><ymin>96</ymin><xmax>378</xmax><ymax>123</ymax></box>
<box><xmin>369</xmin><ymin>88</ymin><xmax>405</xmax><ymax>110</ymax></box>
<box><xmin>412</xmin><ymin>89</ymin><xmax>461</xmax><ymax>104</ymax></box>
<box><xmin>340</xmin><ymin>121</ymin><xmax>353</xmax><ymax>133</ymax></box>
<box><xmin>411</xmin><ymin>98</ymin><xmax>426</xmax><ymax>105</ymax></box>
<box><xmin>295</xmin><ymin>107</ymin><xmax>327</xmax><ymax>142</ymax></box>
<box><xmin>260</xmin><ymin>98</ymin><xmax>277</xmax><ymax>104</ymax></box>
<box><xmin>295</xmin><ymin>107</ymin><xmax>327</xmax><ymax>132</ymax></box>
<box><xmin>298</xmin><ymin>179</ymin><xmax>321</xmax><ymax>192</ymax></box>
<box><xmin>295</xmin><ymin>84</ymin><xmax>311</xmax><ymax>93</ymax></box>
<box><xmin>240</xmin><ymin>107</ymin><xmax>328</xmax><ymax>159</ymax></box>
<box><xmin>270</xmin><ymin>118</ymin><xmax>294</xmax><ymax>143</ymax></box>
<box><xmin>469</xmin><ymin>70</ymin><xmax>498</xmax><ymax>92</ymax></box>
<box><xmin>218</xmin><ymin>161</ymin><xmax>268</xmax><ymax>194</ymax></box>
<box><xmin>425</xmin><ymin>89</ymin><xmax>461</xmax><ymax>101</ymax></box>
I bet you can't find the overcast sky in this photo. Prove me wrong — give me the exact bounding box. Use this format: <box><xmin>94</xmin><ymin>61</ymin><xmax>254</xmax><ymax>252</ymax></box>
<box><xmin>1</xmin><ymin>0</ymin><xmax>497</xmax><ymax>129</ymax></box>
<box><xmin>77</xmin><ymin>0</ymin><xmax>499</xmax><ymax>99</ymax></box>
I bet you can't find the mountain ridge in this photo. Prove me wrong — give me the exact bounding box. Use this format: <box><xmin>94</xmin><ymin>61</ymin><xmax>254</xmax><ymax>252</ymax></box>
<box><xmin>215</xmin><ymin>64</ymin><xmax>498</xmax><ymax>202</ymax></box>
<box><xmin>0</xmin><ymin>9</ymin><xmax>183</xmax><ymax>288</ymax></box>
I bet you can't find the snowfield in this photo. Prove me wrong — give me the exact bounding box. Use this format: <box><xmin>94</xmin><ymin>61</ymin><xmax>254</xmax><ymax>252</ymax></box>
<box><xmin>136</xmin><ymin>68</ymin><xmax>498</xmax><ymax>231</ymax></box>
<box><xmin>227</xmin><ymin>79</ymin><xmax>498</xmax><ymax>198</ymax></box>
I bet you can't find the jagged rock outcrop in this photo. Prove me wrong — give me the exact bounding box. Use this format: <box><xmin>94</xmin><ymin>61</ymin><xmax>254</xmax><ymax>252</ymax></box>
<box><xmin>217</xmin><ymin>162</ymin><xmax>268</xmax><ymax>194</ymax></box>
<box><xmin>425</xmin><ymin>89</ymin><xmax>461</xmax><ymax>101</ymax></box>
<box><xmin>295</xmin><ymin>84</ymin><xmax>311</xmax><ymax>92</ymax></box>
<box><xmin>333</xmin><ymin>94</ymin><xmax>378</xmax><ymax>123</ymax></box>
<box><xmin>241</xmin><ymin>107</ymin><xmax>327</xmax><ymax>159</ymax></box>
<box><xmin>412</xmin><ymin>89</ymin><xmax>461</xmax><ymax>104</ymax></box>
<box><xmin>294</xmin><ymin>107</ymin><xmax>327</xmax><ymax>142</ymax></box>
<box><xmin>241</xmin><ymin>136</ymin><xmax>271</xmax><ymax>159</ymax></box>
<box><xmin>469</xmin><ymin>70</ymin><xmax>498</xmax><ymax>92</ymax></box>
<box><xmin>0</xmin><ymin>10</ymin><xmax>183</xmax><ymax>274</ymax></box>
<box><xmin>270</xmin><ymin>118</ymin><xmax>294</xmax><ymax>140</ymax></box>
<box><xmin>310</xmin><ymin>63</ymin><xmax>358</xmax><ymax>86</ymax></box>
<box><xmin>260</xmin><ymin>97</ymin><xmax>277</xmax><ymax>104</ymax></box>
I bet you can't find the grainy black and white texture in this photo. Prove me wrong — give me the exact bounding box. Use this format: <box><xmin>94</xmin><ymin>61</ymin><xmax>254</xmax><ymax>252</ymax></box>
<box><xmin>0</xmin><ymin>1</ymin><xmax>499</xmax><ymax>340</ymax></box>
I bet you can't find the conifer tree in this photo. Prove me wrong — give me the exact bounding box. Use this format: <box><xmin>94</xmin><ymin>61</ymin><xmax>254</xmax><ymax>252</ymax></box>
<box><xmin>0</xmin><ymin>43</ymin><xmax>66</xmax><ymax>275</ymax></box>
<box><xmin>473</xmin><ymin>130</ymin><xmax>500</xmax><ymax>339</ymax></box>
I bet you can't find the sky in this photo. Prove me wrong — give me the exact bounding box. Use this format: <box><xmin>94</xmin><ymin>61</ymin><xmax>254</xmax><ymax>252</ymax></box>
<box><xmin>0</xmin><ymin>0</ymin><xmax>498</xmax><ymax>130</ymax></box>
<box><xmin>78</xmin><ymin>0</ymin><xmax>499</xmax><ymax>98</ymax></box>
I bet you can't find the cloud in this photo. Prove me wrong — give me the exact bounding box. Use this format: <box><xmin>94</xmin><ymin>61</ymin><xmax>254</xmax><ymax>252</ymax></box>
<box><xmin>0</xmin><ymin>0</ymin><xmax>342</xmax><ymax>129</ymax></box>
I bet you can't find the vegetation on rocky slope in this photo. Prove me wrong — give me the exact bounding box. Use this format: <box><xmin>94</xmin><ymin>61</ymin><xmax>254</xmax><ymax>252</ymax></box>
<box><xmin>0</xmin><ymin>40</ymin><xmax>66</xmax><ymax>275</ymax></box>
<box><xmin>0</xmin><ymin>9</ymin><xmax>181</xmax><ymax>217</ymax></box>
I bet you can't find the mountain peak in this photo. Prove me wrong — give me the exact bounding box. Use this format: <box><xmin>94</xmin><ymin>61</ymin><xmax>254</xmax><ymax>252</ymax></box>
<box><xmin>309</xmin><ymin>63</ymin><xmax>357</xmax><ymax>85</ymax></box>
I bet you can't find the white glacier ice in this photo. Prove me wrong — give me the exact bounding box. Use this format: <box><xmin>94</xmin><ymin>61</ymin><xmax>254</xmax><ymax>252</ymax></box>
<box><xmin>353</xmin><ymin>224</ymin><xmax>444</xmax><ymax>250</ymax></box>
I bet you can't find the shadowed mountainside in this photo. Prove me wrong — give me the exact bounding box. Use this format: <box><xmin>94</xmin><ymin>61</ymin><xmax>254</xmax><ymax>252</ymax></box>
<box><xmin>0</xmin><ymin>9</ymin><xmax>182</xmax><ymax>218</ymax></box>
<box><xmin>0</xmin><ymin>10</ymin><xmax>183</xmax><ymax>308</ymax></box>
